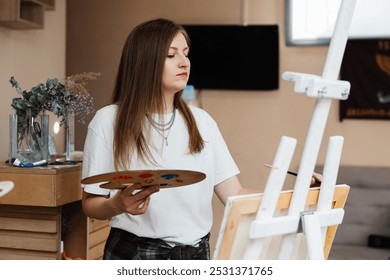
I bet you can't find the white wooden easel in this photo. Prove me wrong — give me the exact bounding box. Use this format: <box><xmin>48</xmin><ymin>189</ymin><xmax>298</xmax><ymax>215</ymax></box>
<box><xmin>214</xmin><ymin>0</ymin><xmax>356</xmax><ymax>260</ymax></box>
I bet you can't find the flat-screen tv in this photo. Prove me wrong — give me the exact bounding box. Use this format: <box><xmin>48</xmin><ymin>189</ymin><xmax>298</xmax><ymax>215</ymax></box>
<box><xmin>182</xmin><ymin>24</ymin><xmax>279</xmax><ymax>90</ymax></box>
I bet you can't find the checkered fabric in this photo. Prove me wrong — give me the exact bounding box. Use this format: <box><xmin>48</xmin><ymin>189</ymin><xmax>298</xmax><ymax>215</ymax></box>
<box><xmin>103</xmin><ymin>227</ymin><xmax>210</xmax><ymax>260</ymax></box>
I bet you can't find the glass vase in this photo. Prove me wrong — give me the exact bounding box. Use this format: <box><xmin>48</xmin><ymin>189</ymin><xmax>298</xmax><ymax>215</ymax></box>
<box><xmin>65</xmin><ymin>113</ymin><xmax>75</xmax><ymax>160</ymax></box>
<box><xmin>9</xmin><ymin>109</ymin><xmax>50</xmax><ymax>165</ymax></box>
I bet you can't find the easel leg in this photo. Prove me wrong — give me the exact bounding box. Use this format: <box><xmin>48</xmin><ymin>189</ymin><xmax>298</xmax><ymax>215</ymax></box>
<box><xmin>301</xmin><ymin>212</ymin><xmax>325</xmax><ymax>260</ymax></box>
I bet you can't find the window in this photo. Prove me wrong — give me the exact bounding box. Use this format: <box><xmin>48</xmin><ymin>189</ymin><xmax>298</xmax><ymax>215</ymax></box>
<box><xmin>286</xmin><ymin>0</ymin><xmax>390</xmax><ymax>46</ymax></box>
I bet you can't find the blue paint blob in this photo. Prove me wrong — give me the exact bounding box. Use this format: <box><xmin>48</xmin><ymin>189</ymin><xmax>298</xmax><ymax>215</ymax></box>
<box><xmin>160</xmin><ymin>173</ymin><xmax>178</xmax><ymax>180</ymax></box>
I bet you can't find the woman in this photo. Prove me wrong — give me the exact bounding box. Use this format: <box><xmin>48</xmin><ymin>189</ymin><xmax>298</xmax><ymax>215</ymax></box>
<box><xmin>82</xmin><ymin>18</ymin><xmax>320</xmax><ymax>260</ymax></box>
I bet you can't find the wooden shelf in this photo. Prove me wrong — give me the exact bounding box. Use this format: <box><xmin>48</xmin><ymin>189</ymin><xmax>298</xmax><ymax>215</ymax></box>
<box><xmin>0</xmin><ymin>0</ymin><xmax>55</xmax><ymax>29</ymax></box>
<box><xmin>61</xmin><ymin>201</ymin><xmax>110</xmax><ymax>260</ymax></box>
<box><xmin>87</xmin><ymin>218</ymin><xmax>110</xmax><ymax>259</ymax></box>
<box><xmin>0</xmin><ymin>163</ymin><xmax>82</xmax><ymax>207</ymax></box>
<box><xmin>0</xmin><ymin>163</ymin><xmax>109</xmax><ymax>259</ymax></box>
<box><xmin>26</xmin><ymin>0</ymin><xmax>55</xmax><ymax>10</ymax></box>
<box><xmin>0</xmin><ymin>205</ymin><xmax>61</xmax><ymax>259</ymax></box>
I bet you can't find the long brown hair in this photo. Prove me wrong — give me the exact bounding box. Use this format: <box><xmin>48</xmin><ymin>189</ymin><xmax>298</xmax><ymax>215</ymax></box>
<box><xmin>112</xmin><ymin>18</ymin><xmax>204</xmax><ymax>170</ymax></box>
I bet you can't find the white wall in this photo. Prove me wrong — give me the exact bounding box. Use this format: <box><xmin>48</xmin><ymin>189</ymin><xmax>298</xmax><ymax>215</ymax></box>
<box><xmin>0</xmin><ymin>0</ymin><xmax>66</xmax><ymax>160</ymax></box>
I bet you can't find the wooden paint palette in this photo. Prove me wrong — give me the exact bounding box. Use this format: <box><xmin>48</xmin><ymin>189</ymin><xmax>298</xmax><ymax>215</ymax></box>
<box><xmin>81</xmin><ymin>169</ymin><xmax>206</xmax><ymax>189</ymax></box>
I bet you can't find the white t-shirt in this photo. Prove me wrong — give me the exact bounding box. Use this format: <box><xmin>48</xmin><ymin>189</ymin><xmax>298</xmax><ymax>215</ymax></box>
<box><xmin>82</xmin><ymin>104</ymin><xmax>239</xmax><ymax>245</ymax></box>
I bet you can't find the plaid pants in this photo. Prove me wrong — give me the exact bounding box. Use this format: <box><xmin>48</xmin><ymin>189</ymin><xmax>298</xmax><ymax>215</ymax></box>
<box><xmin>103</xmin><ymin>227</ymin><xmax>210</xmax><ymax>260</ymax></box>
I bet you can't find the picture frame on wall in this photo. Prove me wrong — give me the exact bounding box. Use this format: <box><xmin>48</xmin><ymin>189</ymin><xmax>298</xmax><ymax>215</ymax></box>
<box><xmin>339</xmin><ymin>39</ymin><xmax>390</xmax><ymax>121</ymax></box>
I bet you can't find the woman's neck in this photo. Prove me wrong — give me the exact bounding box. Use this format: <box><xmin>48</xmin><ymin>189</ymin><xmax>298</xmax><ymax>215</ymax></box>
<box><xmin>163</xmin><ymin>94</ymin><xmax>175</xmax><ymax>114</ymax></box>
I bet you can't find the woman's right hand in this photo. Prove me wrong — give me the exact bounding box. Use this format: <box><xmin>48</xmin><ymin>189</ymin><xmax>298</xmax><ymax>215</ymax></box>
<box><xmin>111</xmin><ymin>184</ymin><xmax>160</xmax><ymax>215</ymax></box>
<box><xmin>82</xmin><ymin>184</ymin><xmax>160</xmax><ymax>219</ymax></box>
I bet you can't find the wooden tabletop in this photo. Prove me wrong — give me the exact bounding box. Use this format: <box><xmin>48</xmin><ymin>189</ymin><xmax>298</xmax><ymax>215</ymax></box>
<box><xmin>0</xmin><ymin>162</ymin><xmax>83</xmax><ymax>207</ymax></box>
<box><xmin>0</xmin><ymin>161</ymin><xmax>82</xmax><ymax>175</ymax></box>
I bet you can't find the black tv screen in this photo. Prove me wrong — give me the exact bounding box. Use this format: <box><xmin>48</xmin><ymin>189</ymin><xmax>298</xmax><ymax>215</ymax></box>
<box><xmin>183</xmin><ymin>24</ymin><xmax>279</xmax><ymax>90</ymax></box>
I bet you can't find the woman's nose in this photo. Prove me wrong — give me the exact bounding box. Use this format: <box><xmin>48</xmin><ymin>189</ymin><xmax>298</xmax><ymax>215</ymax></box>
<box><xmin>179</xmin><ymin>55</ymin><xmax>190</xmax><ymax>68</ymax></box>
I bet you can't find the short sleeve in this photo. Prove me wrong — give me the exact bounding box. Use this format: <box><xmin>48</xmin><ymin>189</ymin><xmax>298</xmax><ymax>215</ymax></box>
<box><xmin>82</xmin><ymin>106</ymin><xmax>116</xmax><ymax>196</ymax></box>
<box><xmin>208</xmin><ymin>117</ymin><xmax>240</xmax><ymax>186</ymax></box>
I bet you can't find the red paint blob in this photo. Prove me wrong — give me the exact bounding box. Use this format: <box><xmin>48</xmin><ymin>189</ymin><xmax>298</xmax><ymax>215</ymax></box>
<box><xmin>139</xmin><ymin>173</ymin><xmax>154</xmax><ymax>179</ymax></box>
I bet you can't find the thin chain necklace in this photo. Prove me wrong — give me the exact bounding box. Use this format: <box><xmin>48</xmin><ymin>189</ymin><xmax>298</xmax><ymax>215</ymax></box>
<box><xmin>147</xmin><ymin>109</ymin><xmax>176</xmax><ymax>146</ymax></box>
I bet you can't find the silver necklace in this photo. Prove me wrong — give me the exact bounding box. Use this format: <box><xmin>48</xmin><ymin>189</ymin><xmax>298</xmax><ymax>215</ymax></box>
<box><xmin>147</xmin><ymin>109</ymin><xmax>176</xmax><ymax>146</ymax></box>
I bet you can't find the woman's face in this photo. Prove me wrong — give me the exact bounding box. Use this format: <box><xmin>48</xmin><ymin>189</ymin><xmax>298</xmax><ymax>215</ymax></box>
<box><xmin>162</xmin><ymin>32</ymin><xmax>190</xmax><ymax>97</ymax></box>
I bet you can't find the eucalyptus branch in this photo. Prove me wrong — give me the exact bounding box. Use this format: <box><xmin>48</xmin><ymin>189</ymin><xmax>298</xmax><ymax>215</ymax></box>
<box><xmin>8</xmin><ymin>72</ymin><xmax>100</xmax><ymax>131</ymax></box>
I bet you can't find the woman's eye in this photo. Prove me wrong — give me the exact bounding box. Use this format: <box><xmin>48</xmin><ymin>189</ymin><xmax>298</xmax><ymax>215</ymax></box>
<box><xmin>167</xmin><ymin>54</ymin><xmax>175</xmax><ymax>58</ymax></box>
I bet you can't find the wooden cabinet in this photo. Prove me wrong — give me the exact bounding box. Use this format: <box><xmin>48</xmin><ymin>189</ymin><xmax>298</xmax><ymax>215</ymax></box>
<box><xmin>0</xmin><ymin>163</ymin><xmax>109</xmax><ymax>260</ymax></box>
<box><xmin>0</xmin><ymin>162</ymin><xmax>82</xmax><ymax>207</ymax></box>
<box><xmin>0</xmin><ymin>204</ymin><xmax>61</xmax><ymax>259</ymax></box>
<box><xmin>0</xmin><ymin>0</ymin><xmax>55</xmax><ymax>29</ymax></box>
<box><xmin>87</xmin><ymin>217</ymin><xmax>111</xmax><ymax>260</ymax></box>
